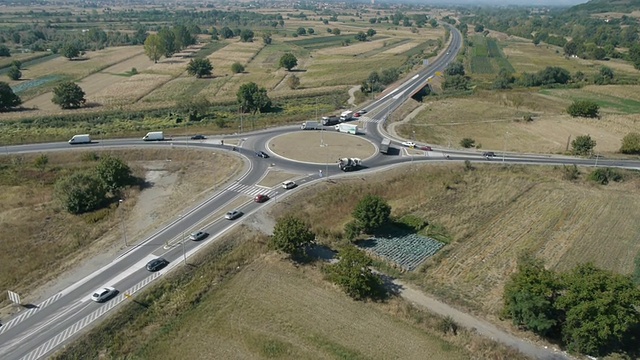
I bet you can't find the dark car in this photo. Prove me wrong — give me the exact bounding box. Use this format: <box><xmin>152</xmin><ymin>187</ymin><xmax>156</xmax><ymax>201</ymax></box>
<box><xmin>420</xmin><ymin>145</ymin><xmax>432</xmax><ymax>151</ymax></box>
<box><xmin>255</xmin><ymin>151</ymin><xmax>269</xmax><ymax>158</ymax></box>
<box><xmin>254</xmin><ymin>194</ymin><xmax>269</xmax><ymax>203</ymax></box>
<box><xmin>189</xmin><ymin>231</ymin><xmax>208</xmax><ymax>241</ymax></box>
<box><xmin>190</xmin><ymin>135</ymin><xmax>206</xmax><ymax>140</ymax></box>
<box><xmin>146</xmin><ymin>258</ymin><xmax>169</xmax><ymax>272</ymax></box>
<box><xmin>483</xmin><ymin>151</ymin><xmax>496</xmax><ymax>158</ymax></box>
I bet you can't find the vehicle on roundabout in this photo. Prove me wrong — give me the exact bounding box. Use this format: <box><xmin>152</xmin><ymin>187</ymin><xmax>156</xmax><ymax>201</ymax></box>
<box><xmin>401</xmin><ymin>141</ymin><xmax>416</xmax><ymax>148</ymax></box>
<box><xmin>255</xmin><ymin>151</ymin><xmax>269</xmax><ymax>158</ymax></box>
<box><xmin>91</xmin><ymin>287</ymin><xmax>118</xmax><ymax>303</ymax></box>
<box><xmin>420</xmin><ymin>145</ymin><xmax>432</xmax><ymax>151</ymax></box>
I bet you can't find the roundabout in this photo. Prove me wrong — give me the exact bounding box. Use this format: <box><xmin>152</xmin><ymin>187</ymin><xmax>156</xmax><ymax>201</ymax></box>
<box><xmin>266</xmin><ymin>131</ymin><xmax>378</xmax><ymax>164</ymax></box>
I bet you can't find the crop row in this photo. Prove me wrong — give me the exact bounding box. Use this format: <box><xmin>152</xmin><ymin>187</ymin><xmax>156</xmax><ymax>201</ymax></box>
<box><xmin>471</xmin><ymin>56</ymin><xmax>495</xmax><ymax>74</ymax></box>
<box><xmin>290</xmin><ymin>34</ymin><xmax>355</xmax><ymax>50</ymax></box>
<box><xmin>486</xmin><ymin>38</ymin><xmax>503</xmax><ymax>58</ymax></box>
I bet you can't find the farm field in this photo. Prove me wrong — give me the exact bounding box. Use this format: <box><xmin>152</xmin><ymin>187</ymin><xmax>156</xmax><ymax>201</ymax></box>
<box><xmin>274</xmin><ymin>163</ymin><xmax>640</xmax><ymax>317</ymax></box>
<box><xmin>396</xmin><ymin>89</ymin><xmax>640</xmax><ymax>154</ymax></box>
<box><xmin>0</xmin><ymin>148</ymin><xmax>242</xmax><ymax>310</ymax></box>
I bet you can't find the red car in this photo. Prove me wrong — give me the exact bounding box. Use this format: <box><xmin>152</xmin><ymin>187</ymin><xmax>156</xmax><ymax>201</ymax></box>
<box><xmin>354</xmin><ymin>112</ymin><xmax>361</xmax><ymax>117</ymax></box>
<box><xmin>254</xmin><ymin>194</ymin><xmax>269</xmax><ymax>203</ymax></box>
<box><xmin>420</xmin><ymin>145</ymin><xmax>432</xmax><ymax>151</ymax></box>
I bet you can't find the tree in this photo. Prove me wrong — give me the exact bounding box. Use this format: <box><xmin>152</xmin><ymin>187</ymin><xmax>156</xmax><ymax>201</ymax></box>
<box><xmin>95</xmin><ymin>155</ymin><xmax>134</xmax><ymax>194</ymax></box>
<box><xmin>240</xmin><ymin>29</ymin><xmax>254</xmax><ymax>42</ymax></box>
<box><xmin>325</xmin><ymin>246</ymin><xmax>387</xmax><ymax>300</ymax></box>
<box><xmin>231</xmin><ymin>62</ymin><xmax>245</xmax><ymax>74</ymax></box>
<box><xmin>352</xmin><ymin>195</ymin><xmax>391</xmax><ymax>234</ymax></box>
<box><xmin>54</xmin><ymin>172</ymin><xmax>107</xmax><ymax>214</ymax></box>
<box><xmin>599</xmin><ymin>66</ymin><xmax>614</xmax><ymax>80</ymax></box>
<box><xmin>186</xmin><ymin>58</ymin><xmax>213</xmax><ymax>78</ymax></box>
<box><xmin>571</xmin><ymin>135</ymin><xmax>596</xmax><ymax>156</ymax></box>
<box><xmin>620</xmin><ymin>132</ymin><xmax>640</xmax><ymax>154</ymax></box>
<box><xmin>0</xmin><ymin>45</ymin><xmax>10</xmax><ymax>57</ymax></box>
<box><xmin>173</xmin><ymin>25</ymin><xmax>194</xmax><ymax>49</ymax></box>
<box><xmin>355</xmin><ymin>31</ymin><xmax>368</xmax><ymax>41</ymax></box>
<box><xmin>629</xmin><ymin>44</ymin><xmax>640</xmax><ymax>70</ymax></box>
<box><xmin>52</xmin><ymin>81</ymin><xmax>85</xmax><ymax>109</ymax></box>
<box><xmin>10</xmin><ymin>60</ymin><xmax>21</xmax><ymax>69</ymax></box>
<box><xmin>332</xmin><ymin>28</ymin><xmax>341</xmax><ymax>36</ymax></box>
<box><xmin>0</xmin><ymin>81</ymin><xmax>22</xmax><ymax>111</ymax></box>
<box><xmin>220</xmin><ymin>26</ymin><xmax>234</xmax><ymax>39</ymax></box>
<box><xmin>633</xmin><ymin>253</ymin><xmax>640</xmax><ymax>286</ymax></box>
<box><xmin>7</xmin><ymin>66</ymin><xmax>21</xmax><ymax>80</ymax></box>
<box><xmin>262</xmin><ymin>33</ymin><xmax>272</xmax><ymax>45</ymax></box>
<box><xmin>445</xmin><ymin>62</ymin><xmax>465</xmax><ymax>76</ymax></box>
<box><xmin>443</xmin><ymin>75</ymin><xmax>471</xmax><ymax>91</ymax></box>
<box><xmin>158</xmin><ymin>27</ymin><xmax>177</xmax><ymax>57</ymax></box>
<box><xmin>61</xmin><ymin>43</ymin><xmax>80</xmax><ymax>60</ymax></box>
<box><xmin>269</xmin><ymin>215</ymin><xmax>314</xmax><ymax>257</ymax></box>
<box><xmin>143</xmin><ymin>34</ymin><xmax>164</xmax><ymax>63</ymax></box>
<box><xmin>503</xmin><ymin>257</ymin><xmax>562</xmax><ymax>337</ymax></box>
<box><xmin>430</xmin><ymin>19</ymin><xmax>438</xmax><ymax>28</ymax></box>
<box><xmin>564</xmin><ymin>40</ymin><xmax>579</xmax><ymax>57</ymax></box>
<box><xmin>237</xmin><ymin>82</ymin><xmax>271</xmax><ymax>114</ymax></box>
<box><xmin>287</xmin><ymin>74</ymin><xmax>300</xmax><ymax>89</ymax></box>
<box><xmin>556</xmin><ymin>263</ymin><xmax>640</xmax><ymax>356</ymax></box>
<box><xmin>474</xmin><ymin>24</ymin><xmax>485</xmax><ymax>32</ymax></box>
<box><xmin>307</xmin><ymin>28</ymin><xmax>314</xmax><ymax>35</ymax></box>
<box><xmin>279</xmin><ymin>53</ymin><xmax>298</xmax><ymax>71</ymax></box>
<box><xmin>460</xmin><ymin>138</ymin><xmax>476</xmax><ymax>148</ymax></box>
<box><xmin>296</xmin><ymin>27</ymin><xmax>306</xmax><ymax>36</ymax></box>
<box><xmin>567</xmin><ymin>100</ymin><xmax>599</xmax><ymax>118</ymax></box>
<box><xmin>367</xmin><ymin>28</ymin><xmax>376</xmax><ymax>37</ymax></box>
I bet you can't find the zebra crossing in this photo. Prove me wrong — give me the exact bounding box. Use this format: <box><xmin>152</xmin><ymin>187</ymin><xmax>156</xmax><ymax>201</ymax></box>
<box><xmin>227</xmin><ymin>183</ymin><xmax>276</xmax><ymax>197</ymax></box>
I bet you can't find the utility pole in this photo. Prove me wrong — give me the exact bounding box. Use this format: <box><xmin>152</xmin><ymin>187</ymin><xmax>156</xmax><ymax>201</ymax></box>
<box><xmin>502</xmin><ymin>132</ymin><xmax>509</xmax><ymax>165</ymax></box>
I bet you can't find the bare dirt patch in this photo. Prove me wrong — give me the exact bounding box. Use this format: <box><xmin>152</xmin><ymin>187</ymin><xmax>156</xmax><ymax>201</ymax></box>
<box><xmin>0</xmin><ymin>148</ymin><xmax>243</xmax><ymax>314</ymax></box>
<box><xmin>256</xmin><ymin>170</ymin><xmax>299</xmax><ymax>187</ymax></box>
<box><xmin>268</xmin><ymin>131</ymin><xmax>377</xmax><ymax>163</ymax></box>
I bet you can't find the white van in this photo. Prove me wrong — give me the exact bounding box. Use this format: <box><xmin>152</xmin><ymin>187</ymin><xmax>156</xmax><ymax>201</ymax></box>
<box><xmin>68</xmin><ymin>134</ymin><xmax>91</xmax><ymax>144</ymax></box>
<box><xmin>282</xmin><ymin>181</ymin><xmax>296</xmax><ymax>189</ymax></box>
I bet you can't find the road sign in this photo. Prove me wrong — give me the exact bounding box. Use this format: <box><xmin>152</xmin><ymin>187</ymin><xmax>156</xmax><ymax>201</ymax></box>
<box><xmin>319</xmin><ymin>169</ymin><xmax>323</xmax><ymax>177</ymax></box>
<box><xmin>7</xmin><ymin>290</ymin><xmax>21</xmax><ymax>305</ymax></box>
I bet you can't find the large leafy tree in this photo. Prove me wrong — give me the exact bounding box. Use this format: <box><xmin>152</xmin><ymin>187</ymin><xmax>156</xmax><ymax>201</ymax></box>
<box><xmin>571</xmin><ymin>135</ymin><xmax>596</xmax><ymax>156</ymax></box>
<box><xmin>0</xmin><ymin>81</ymin><xmax>22</xmax><ymax>111</ymax></box>
<box><xmin>269</xmin><ymin>215</ymin><xmax>314</xmax><ymax>257</ymax></box>
<box><xmin>54</xmin><ymin>172</ymin><xmax>107</xmax><ymax>214</ymax></box>
<box><xmin>95</xmin><ymin>155</ymin><xmax>134</xmax><ymax>194</ymax></box>
<box><xmin>240</xmin><ymin>29</ymin><xmax>254</xmax><ymax>42</ymax></box>
<box><xmin>61</xmin><ymin>43</ymin><xmax>81</xmax><ymax>60</ymax></box>
<box><xmin>144</xmin><ymin>34</ymin><xmax>165</xmax><ymax>63</ymax></box>
<box><xmin>158</xmin><ymin>27</ymin><xmax>177</xmax><ymax>57</ymax></box>
<box><xmin>352</xmin><ymin>195</ymin><xmax>391</xmax><ymax>234</ymax></box>
<box><xmin>629</xmin><ymin>44</ymin><xmax>640</xmax><ymax>70</ymax></box>
<box><xmin>220</xmin><ymin>26</ymin><xmax>234</xmax><ymax>39</ymax></box>
<box><xmin>567</xmin><ymin>100</ymin><xmax>599</xmax><ymax>118</ymax></box>
<box><xmin>279</xmin><ymin>53</ymin><xmax>298</xmax><ymax>71</ymax></box>
<box><xmin>556</xmin><ymin>264</ymin><xmax>640</xmax><ymax>356</ymax></box>
<box><xmin>620</xmin><ymin>132</ymin><xmax>640</xmax><ymax>154</ymax></box>
<box><xmin>7</xmin><ymin>66</ymin><xmax>21</xmax><ymax>80</ymax></box>
<box><xmin>237</xmin><ymin>82</ymin><xmax>271</xmax><ymax>114</ymax></box>
<box><xmin>52</xmin><ymin>81</ymin><xmax>86</xmax><ymax>109</ymax></box>
<box><xmin>445</xmin><ymin>61</ymin><xmax>465</xmax><ymax>76</ymax></box>
<box><xmin>503</xmin><ymin>257</ymin><xmax>562</xmax><ymax>337</ymax></box>
<box><xmin>325</xmin><ymin>246</ymin><xmax>387</xmax><ymax>300</ymax></box>
<box><xmin>0</xmin><ymin>45</ymin><xmax>10</xmax><ymax>57</ymax></box>
<box><xmin>186</xmin><ymin>58</ymin><xmax>213</xmax><ymax>78</ymax></box>
<box><xmin>173</xmin><ymin>25</ymin><xmax>194</xmax><ymax>49</ymax></box>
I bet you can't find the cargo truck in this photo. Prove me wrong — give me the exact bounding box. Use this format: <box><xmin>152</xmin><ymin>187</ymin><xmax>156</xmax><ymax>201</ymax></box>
<box><xmin>338</xmin><ymin>158</ymin><xmax>362</xmax><ymax>172</ymax></box>
<box><xmin>334</xmin><ymin>123</ymin><xmax>358</xmax><ymax>134</ymax></box>
<box><xmin>380</xmin><ymin>138</ymin><xmax>391</xmax><ymax>154</ymax></box>
<box><xmin>68</xmin><ymin>134</ymin><xmax>91</xmax><ymax>144</ymax></box>
<box><xmin>143</xmin><ymin>131</ymin><xmax>164</xmax><ymax>141</ymax></box>
<box><xmin>301</xmin><ymin>121</ymin><xmax>322</xmax><ymax>130</ymax></box>
<box><xmin>321</xmin><ymin>116</ymin><xmax>340</xmax><ymax>126</ymax></box>
<box><xmin>339</xmin><ymin>110</ymin><xmax>354</xmax><ymax>122</ymax></box>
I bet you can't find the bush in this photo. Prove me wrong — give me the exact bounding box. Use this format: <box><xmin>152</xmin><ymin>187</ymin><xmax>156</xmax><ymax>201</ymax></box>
<box><xmin>562</xmin><ymin>165</ymin><xmax>580</xmax><ymax>181</ymax></box>
<box><xmin>231</xmin><ymin>62</ymin><xmax>244</xmax><ymax>74</ymax></box>
<box><xmin>620</xmin><ymin>132</ymin><xmax>640</xmax><ymax>154</ymax></box>
<box><xmin>571</xmin><ymin>135</ymin><xmax>596</xmax><ymax>156</ymax></box>
<box><xmin>352</xmin><ymin>195</ymin><xmax>391</xmax><ymax>233</ymax></box>
<box><xmin>7</xmin><ymin>66</ymin><xmax>21</xmax><ymax>80</ymax></box>
<box><xmin>325</xmin><ymin>246</ymin><xmax>387</xmax><ymax>301</ymax></box>
<box><xmin>567</xmin><ymin>100</ymin><xmax>599</xmax><ymax>118</ymax></box>
<box><xmin>398</xmin><ymin>214</ymin><xmax>427</xmax><ymax>232</ymax></box>
<box><xmin>460</xmin><ymin>138</ymin><xmax>476</xmax><ymax>148</ymax></box>
<box><xmin>588</xmin><ymin>168</ymin><xmax>623</xmax><ymax>185</ymax></box>
<box><xmin>344</xmin><ymin>220</ymin><xmax>362</xmax><ymax>241</ymax></box>
<box><xmin>54</xmin><ymin>171</ymin><xmax>107</xmax><ymax>214</ymax></box>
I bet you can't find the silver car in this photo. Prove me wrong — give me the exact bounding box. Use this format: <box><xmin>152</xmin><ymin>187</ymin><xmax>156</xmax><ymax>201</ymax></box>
<box><xmin>225</xmin><ymin>210</ymin><xmax>243</xmax><ymax>220</ymax></box>
<box><xmin>91</xmin><ymin>287</ymin><xmax>118</xmax><ymax>303</ymax></box>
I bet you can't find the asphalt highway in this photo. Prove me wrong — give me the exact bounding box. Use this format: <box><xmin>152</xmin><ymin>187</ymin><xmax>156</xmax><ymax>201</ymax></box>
<box><xmin>0</xmin><ymin>25</ymin><xmax>639</xmax><ymax>360</ymax></box>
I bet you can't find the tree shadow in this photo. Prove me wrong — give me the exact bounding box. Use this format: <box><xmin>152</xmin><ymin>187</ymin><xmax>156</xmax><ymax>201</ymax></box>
<box><xmin>376</xmin><ymin>272</ymin><xmax>405</xmax><ymax>297</ymax></box>
<box><xmin>21</xmin><ymin>303</ymin><xmax>39</xmax><ymax>309</ymax></box>
<box><xmin>83</xmin><ymin>102</ymin><xmax>102</xmax><ymax>108</ymax></box>
<box><xmin>289</xmin><ymin>69</ymin><xmax>307</xmax><ymax>73</ymax></box>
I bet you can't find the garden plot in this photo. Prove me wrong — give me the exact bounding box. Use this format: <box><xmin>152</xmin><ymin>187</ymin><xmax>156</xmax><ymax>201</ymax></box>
<box><xmin>92</xmin><ymin>73</ymin><xmax>173</xmax><ymax>106</ymax></box>
<box><xmin>359</xmin><ymin>234</ymin><xmax>445</xmax><ymax>271</ymax></box>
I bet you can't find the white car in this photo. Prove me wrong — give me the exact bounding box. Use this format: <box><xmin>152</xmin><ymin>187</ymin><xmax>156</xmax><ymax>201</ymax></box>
<box><xmin>401</xmin><ymin>141</ymin><xmax>416</xmax><ymax>148</ymax></box>
<box><xmin>225</xmin><ymin>210</ymin><xmax>243</xmax><ymax>220</ymax></box>
<box><xmin>282</xmin><ymin>180</ymin><xmax>296</xmax><ymax>189</ymax></box>
<box><xmin>91</xmin><ymin>286</ymin><xmax>117</xmax><ymax>303</ymax></box>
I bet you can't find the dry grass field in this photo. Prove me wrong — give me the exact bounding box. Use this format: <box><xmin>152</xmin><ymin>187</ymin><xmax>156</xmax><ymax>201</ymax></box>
<box><xmin>0</xmin><ymin>148</ymin><xmax>242</xmax><ymax>308</ymax></box>
<box><xmin>273</xmin><ymin>164</ymin><xmax>640</xmax><ymax>317</ymax></box>
<box><xmin>268</xmin><ymin>132</ymin><xmax>377</xmax><ymax>163</ymax></box>
<box><xmin>132</xmin><ymin>254</ymin><xmax>470</xmax><ymax>360</ymax></box>
<box><xmin>396</xmin><ymin>90</ymin><xmax>640</xmax><ymax>154</ymax></box>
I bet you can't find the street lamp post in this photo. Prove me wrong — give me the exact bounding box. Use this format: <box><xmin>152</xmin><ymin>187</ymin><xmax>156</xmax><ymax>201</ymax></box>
<box><xmin>119</xmin><ymin>199</ymin><xmax>128</xmax><ymax>247</ymax></box>
<box><xmin>181</xmin><ymin>215</ymin><xmax>187</xmax><ymax>265</ymax></box>
<box><xmin>502</xmin><ymin>132</ymin><xmax>509</xmax><ymax>165</ymax></box>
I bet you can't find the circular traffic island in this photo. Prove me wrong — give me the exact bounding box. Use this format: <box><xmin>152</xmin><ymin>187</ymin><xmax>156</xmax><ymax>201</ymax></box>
<box><xmin>267</xmin><ymin>131</ymin><xmax>377</xmax><ymax>164</ymax></box>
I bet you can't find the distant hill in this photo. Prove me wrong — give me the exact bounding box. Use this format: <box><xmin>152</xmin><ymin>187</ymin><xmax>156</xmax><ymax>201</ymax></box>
<box><xmin>568</xmin><ymin>0</ymin><xmax>640</xmax><ymax>13</ymax></box>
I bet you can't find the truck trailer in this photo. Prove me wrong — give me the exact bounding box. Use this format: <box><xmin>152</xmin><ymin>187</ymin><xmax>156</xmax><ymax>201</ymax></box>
<box><xmin>68</xmin><ymin>134</ymin><xmax>91</xmax><ymax>144</ymax></box>
<box><xmin>321</xmin><ymin>116</ymin><xmax>340</xmax><ymax>126</ymax></box>
<box><xmin>339</xmin><ymin>110</ymin><xmax>354</xmax><ymax>122</ymax></box>
<box><xmin>380</xmin><ymin>138</ymin><xmax>391</xmax><ymax>154</ymax></box>
<box><xmin>338</xmin><ymin>157</ymin><xmax>362</xmax><ymax>172</ymax></box>
<box><xmin>334</xmin><ymin>123</ymin><xmax>358</xmax><ymax>134</ymax></box>
<box><xmin>143</xmin><ymin>131</ymin><xmax>164</xmax><ymax>141</ymax></box>
<box><xmin>301</xmin><ymin>121</ymin><xmax>322</xmax><ymax>130</ymax></box>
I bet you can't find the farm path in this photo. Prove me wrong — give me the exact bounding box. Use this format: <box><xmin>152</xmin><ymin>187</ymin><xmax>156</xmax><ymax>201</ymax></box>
<box><xmin>347</xmin><ymin>85</ymin><xmax>359</xmax><ymax>106</ymax></box>
<box><xmin>386</xmin><ymin>103</ymin><xmax>427</xmax><ymax>140</ymax></box>
<box><xmin>392</xmin><ymin>278</ymin><xmax>574</xmax><ymax>360</ymax></box>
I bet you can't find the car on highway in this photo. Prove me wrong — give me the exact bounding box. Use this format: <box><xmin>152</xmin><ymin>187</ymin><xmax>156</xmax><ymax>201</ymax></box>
<box><xmin>483</xmin><ymin>151</ymin><xmax>496</xmax><ymax>158</ymax></box>
<box><xmin>146</xmin><ymin>257</ymin><xmax>169</xmax><ymax>272</ymax></box>
<box><xmin>254</xmin><ymin>194</ymin><xmax>269</xmax><ymax>203</ymax></box>
<box><xmin>189</xmin><ymin>231</ymin><xmax>208</xmax><ymax>241</ymax></box>
<box><xmin>225</xmin><ymin>210</ymin><xmax>243</xmax><ymax>220</ymax></box>
<box><xmin>420</xmin><ymin>145</ymin><xmax>432</xmax><ymax>151</ymax></box>
<box><xmin>359</xmin><ymin>109</ymin><xmax>368</xmax><ymax>114</ymax></box>
<box><xmin>91</xmin><ymin>287</ymin><xmax>118</xmax><ymax>303</ymax></box>
<box><xmin>190</xmin><ymin>135</ymin><xmax>206</xmax><ymax>140</ymax></box>
<box><xmin>282</xmin><ymin>180</ymin><xmax>296</xmax><ymax>189</ymax></box>
<box><xmin>401</xmin><ymin>141</ymin><xmax>416</xmax><ymax>148</ymax></box>
<box><xmin>354</xmin><ymin>112</ymin><xmax>361</xmax><ymax>117</ymax></box>
<box><xmin>255</xmin><ymin>151</ymin><xmax>269</xmax><ymax>158</ymax></box>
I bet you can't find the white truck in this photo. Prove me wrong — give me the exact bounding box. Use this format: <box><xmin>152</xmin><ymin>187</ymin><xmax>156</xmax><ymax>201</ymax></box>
<box><xmin>301</xmin><ymin>121</ymin><xmax>322</xmax><ymax>130</ymax></box>
<box><xmin>339</xmin><ymin>110</ymin><xmax>354</xmax><ymax>122</ymax></box>
<box><xmin>143</xmin><ymin>131</ymin><xmax>164</xmax><ymax>141</ymax></box>
<box><xmin>68</xmin><ymin>134</ymin><xmax>91</xmax><ymax>144</ymax></box>
<box><xmin>338</xmin><ymin>157</ymin><xmax>362</xmax><ymax>172</ymax></box>
<box><xmin>380</xmin><ymin>138</ymin><xmax>391</xmax><ymax>154</ymax></box>
<box><xmin>334</xmin><ymin>123</ymin><xmax>358</xmax><ymax>135</ymax></box>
